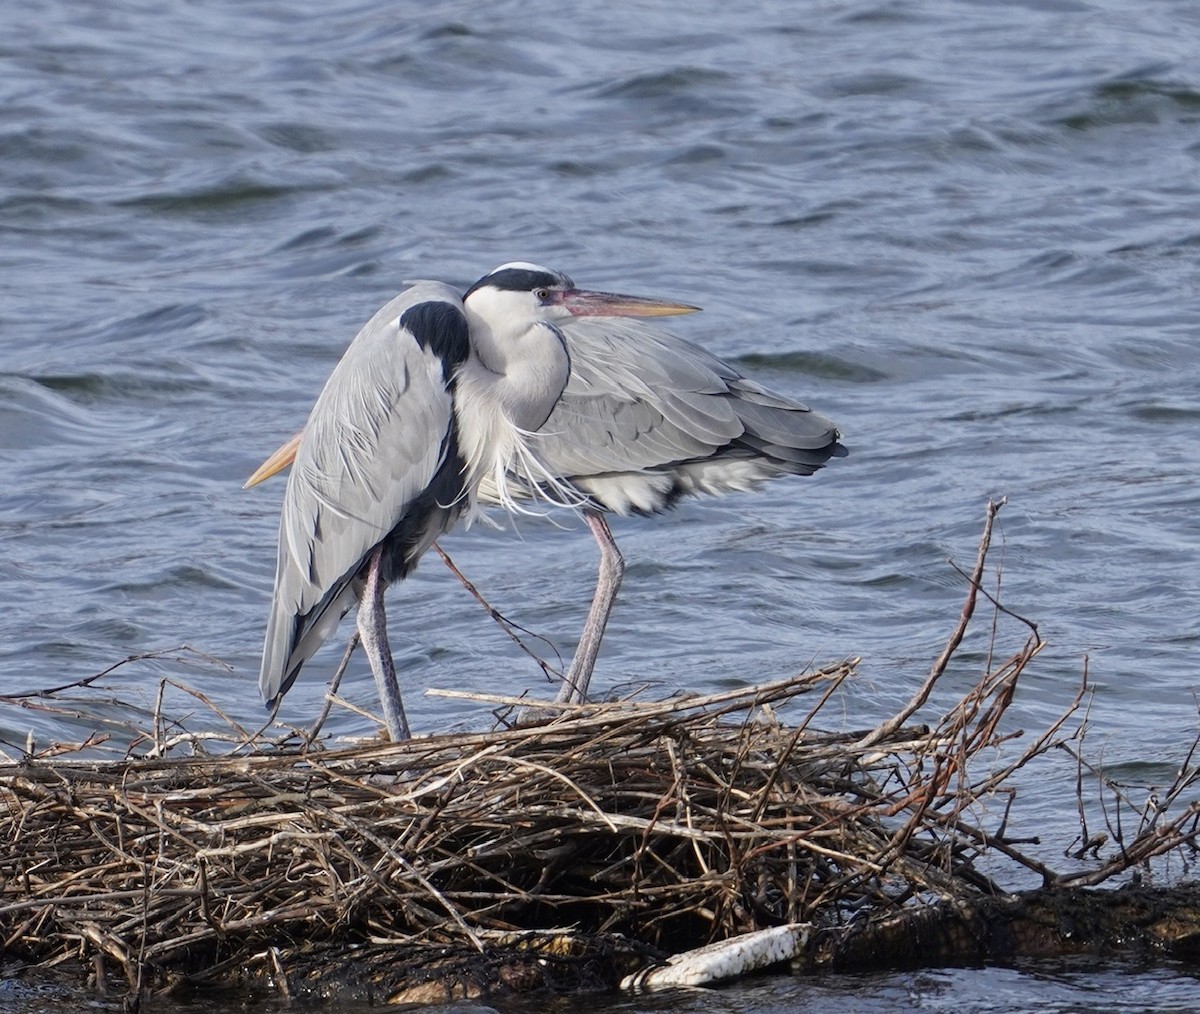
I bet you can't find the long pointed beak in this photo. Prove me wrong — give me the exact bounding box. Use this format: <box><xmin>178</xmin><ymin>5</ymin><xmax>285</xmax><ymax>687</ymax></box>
<box><xmin>244</xmin><ymin>430</ymin><xmax>302</xmax><ymax>489</ymax></box>
<box><xmin>561</xmin><ymin>289</ymin><xmax>700</xmax><ymax>318</ymax></box>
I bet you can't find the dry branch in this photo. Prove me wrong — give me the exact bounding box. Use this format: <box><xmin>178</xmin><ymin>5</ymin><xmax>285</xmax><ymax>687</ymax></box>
<box><xmin>1</xmin><ymin>500</ymin><xmax>1198</xmax><ymax>1003</ymax></box>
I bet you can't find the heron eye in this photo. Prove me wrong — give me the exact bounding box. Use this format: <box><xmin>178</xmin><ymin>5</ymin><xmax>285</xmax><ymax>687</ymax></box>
<box><xmin>534</xmin><ymin>288</ymin><xmax>551</xmax><ymax>301</ymax></box>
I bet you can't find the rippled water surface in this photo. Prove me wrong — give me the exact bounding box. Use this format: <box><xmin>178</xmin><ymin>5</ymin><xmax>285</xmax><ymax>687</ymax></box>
<box><xmin>3</xmin><ymin>0</ymin><xmax>1200</xmax><ymax>1009</ymax></box>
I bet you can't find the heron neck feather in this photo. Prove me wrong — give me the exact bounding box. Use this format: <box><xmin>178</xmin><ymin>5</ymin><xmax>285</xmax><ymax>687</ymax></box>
<box><xmin>453</xmin><ymin>350</ymin><xmax>584</xmax><ymax>524</ymax></box>
<box><xmin>462</xmin><ymin>316</ymin><xmax>569</xmax><ymax>433</ymax></box>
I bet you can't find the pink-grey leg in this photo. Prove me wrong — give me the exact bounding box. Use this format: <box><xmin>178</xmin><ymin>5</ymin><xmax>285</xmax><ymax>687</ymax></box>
<box><xmin>357</xmin><ymin>546</ymin><xmax>411</xmax><ymax>741</ymax></box>
<box><xmin>555</xmin><ymin>510</ymin><xmax>624</xmax><ymax>706</ymax></box>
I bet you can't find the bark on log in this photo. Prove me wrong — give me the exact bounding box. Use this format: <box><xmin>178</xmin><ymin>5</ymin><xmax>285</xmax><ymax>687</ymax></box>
<box><xmin>213</xmin><ymin>885</ymin><xmax>1200</xmax><ymax>1002</ymax></box>
<box><xmin>807</xmin><ymin>884</ymin><xmax>1200</xmax><ymax>971</ymax></box>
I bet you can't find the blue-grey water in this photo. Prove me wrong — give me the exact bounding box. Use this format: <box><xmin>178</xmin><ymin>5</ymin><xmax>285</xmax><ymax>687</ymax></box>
<box><xmin>3</xmin><ymin>0</ymin><xmax>1199</xmax><ymax>1010</ymax></box>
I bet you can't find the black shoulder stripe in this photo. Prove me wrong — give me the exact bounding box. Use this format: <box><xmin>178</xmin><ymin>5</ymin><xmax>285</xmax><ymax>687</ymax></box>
<box><xmin>400</xmin><ymin>301</ymin><xmax>471</xmax><ymax>375</ymax></box>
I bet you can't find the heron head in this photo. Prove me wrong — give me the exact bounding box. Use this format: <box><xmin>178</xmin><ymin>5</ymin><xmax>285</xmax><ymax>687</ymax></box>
<box><xmin>464</xmin><ymin>262</ymin><xmax>700</xmax><ymax>331</ymax></box>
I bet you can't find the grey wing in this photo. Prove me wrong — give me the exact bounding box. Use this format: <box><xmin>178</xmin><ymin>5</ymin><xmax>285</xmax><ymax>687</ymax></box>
<box><xmin>523</xmin><ymin>317</ymin><xmax>843</xmax><ymax>514</ymax></box>
<box><xmin>260</xmin><ymin>281</ymin><xmax>468</xmax><ymax>704</ymax></box>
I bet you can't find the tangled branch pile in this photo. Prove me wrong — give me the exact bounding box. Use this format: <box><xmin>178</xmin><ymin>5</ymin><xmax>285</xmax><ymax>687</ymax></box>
<box><xmin>1</xmin><ymin>501</ymin><xmax>1198</xmax><ymax>1003</ymax></box>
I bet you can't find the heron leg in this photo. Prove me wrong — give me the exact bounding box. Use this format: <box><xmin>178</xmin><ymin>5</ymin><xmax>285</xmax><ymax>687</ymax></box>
<box><xmin>556</xmin><ymin>510</ymin><xmax>624</xmax><ymax>706</ymax></box>
<box><xmin>357</xmin><ymin>546</ymin><xmax>411</xmax><ymax>741</ymax></box>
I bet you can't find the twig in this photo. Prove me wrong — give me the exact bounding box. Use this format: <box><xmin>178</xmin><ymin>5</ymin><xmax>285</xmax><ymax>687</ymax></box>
<box><xmin>303</xmin><ymin>632</ymin><xmax>360</xmax><ymax>749</ymax></box>
<box><xmin>434</xmin><ymin>544</ymin><xmax>562</xmax><ymax>680</ymax></box>
<box><xmin>853</xmin><ymin>498</ymin><xmax>1005</xmax><ymax>751</ymax></box>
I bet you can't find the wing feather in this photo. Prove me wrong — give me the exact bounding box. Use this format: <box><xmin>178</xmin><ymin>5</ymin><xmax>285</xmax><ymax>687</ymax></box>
<box><xmin>521</xmin><ymin>317</ymin><xmax>841</xmax><ymax>511</ymax></box>
<box><xmin>260</xmin><ymin>281</ymin><xmax>467</xmax><ymax>703</ymax></box>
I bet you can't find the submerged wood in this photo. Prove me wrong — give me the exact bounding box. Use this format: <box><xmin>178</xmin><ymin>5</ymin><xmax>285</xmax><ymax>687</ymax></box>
<box><xmin>810</xmin><ymin>884</ymin><xmax>1200</xmax><ymax>970</ymax></box>
<box><xmin>1</xmin><ymin>501</ymin><xmax>1199</xmax><ymax>1003</ymax></box>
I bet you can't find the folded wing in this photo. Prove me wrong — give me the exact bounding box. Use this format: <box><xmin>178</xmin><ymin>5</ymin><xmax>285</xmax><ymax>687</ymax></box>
<box><xmin>260</xmin><ymin>282</ymin><xmax>470</xmax><ymax>703</ymax></box>
<box><xmin>517</xmin><ymin>317</ymin><xmax>843</xmax><ymax>514</ymax></box>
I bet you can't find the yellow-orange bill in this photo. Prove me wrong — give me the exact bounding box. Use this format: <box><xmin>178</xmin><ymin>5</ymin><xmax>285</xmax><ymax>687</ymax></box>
<box><xmin>611</xmin><ymin>298</ymin><xmax>701</xmax><ymax>317</ymax></box>
<box><xmin>563</xmin><ymin>290</ymin><xmax>701</xmax><ymax>318</ymax></box>
<box><xmin>243</xmin><ymin>430</ymin><xmax>302</xmax><ymax>489</ymax></box>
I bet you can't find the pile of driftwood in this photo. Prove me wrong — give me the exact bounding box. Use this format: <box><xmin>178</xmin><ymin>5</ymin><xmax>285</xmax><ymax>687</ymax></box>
<box><xmin>2</xmin><ymin>501</ymin><xmax>1199</xmax><ymax>1005</ymax></box>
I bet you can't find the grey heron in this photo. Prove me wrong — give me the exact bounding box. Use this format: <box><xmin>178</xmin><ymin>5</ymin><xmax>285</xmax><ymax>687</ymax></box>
<box><xmin>252</xmin><ymin>263</ymin><xmax>845</xmax><ymax>739</ymax></box>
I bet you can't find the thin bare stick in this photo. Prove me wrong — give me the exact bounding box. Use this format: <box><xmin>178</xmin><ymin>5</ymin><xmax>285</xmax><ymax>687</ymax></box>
<box><xmin>434</xmin><ymin>544</ymin><xmax>562</xmax><ymax>679</ymax></box>
<box><xmin>853</xmin><ymin>497</ymin><xmax>1004</xmax><ymax>750</ymax></box>
<box><xmin>303</xmin><ymin>632</ymin><xmax>360</xmax><ymax>749</ymax></box>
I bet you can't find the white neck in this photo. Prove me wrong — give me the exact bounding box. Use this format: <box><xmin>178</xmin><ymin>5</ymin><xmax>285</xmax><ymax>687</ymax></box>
<box><xmin>463</xmin><ymin>304</ymin><xmax>570</xmax><ymax>433</ymax></box>
<box><xmin>452</xmin><ymin>309</ymin><xmax>574</xmax><ymax>523</ymax></box>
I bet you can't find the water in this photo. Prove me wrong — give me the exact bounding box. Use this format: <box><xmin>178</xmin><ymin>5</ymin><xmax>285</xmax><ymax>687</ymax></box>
<box><xmin>3</xmin><ymin>0</ymin><xmax>1199</xmax><ymax>1008</ymax></box>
